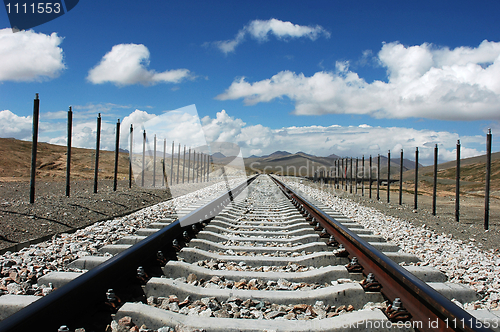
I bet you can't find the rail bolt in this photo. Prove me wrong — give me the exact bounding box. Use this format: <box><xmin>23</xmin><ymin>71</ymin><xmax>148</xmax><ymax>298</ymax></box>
<box><xmin>346</xmin><ymin>257</ymin><xmax>363</xmax><ymax>273</ymax></box>
<box><xmin>327</xmin><ymin>235</ymin><xmax>338</xmax><ymax>246</ymax></box>
<box><xmin>309</xmin><ymin>217</ymin><xmax>316</xmax><ymax>225</ymax></box>
<box><xmin>305</xmin><ymin>213</ymin><xmax>313</xmax><ymax>221</ymax></box>
<box><xmin>385</xmin><ymin>297</ymin><xmax>412</xmax><ymax>322</ymax></box>
<box><xmin>192</xmin><ymin>224</ymin><xmax>198</xmax><ymax>232</ymax></box>
<box><xmin>183</xmin><ymin>230</ymin><xmax>191</xmax><ymax>242</ymax></box>
<box><xmin>335</xmin><ymin>244</ymin><xmax>349</xmax><ymax>257</ymax></box>
<box><xmin>361</xmin><ymin>273</ymin><xmax>382</xmax><ymax>292</ymax></box>
<box><xmin>157</xmin><ymin>250</ymin><xmax>167</xmax><ymax>265</ymax></box>
<box><xmin>172</xmin><ymin>239</ymin><xmax>182</xmax><ymax>251</ymax></box>
<box><xmin>137</xmin><ymin>266</ymin><xmax>146</xmax><ymax>278</ymax></box>
<box><xmin>137</xmin><ymin>266</ymin><xmax>149</xmax><ymax>283</ymax></box>
<box><xmin>393</xmin><ymin>298</ymin><xmax>403</xmax><ymax>310</ymax></box>
<box><xmin>320</xmin><ymin>228</ymin><xmax>329</xmax><ymax>238</ymax></box>
<box><xmin>314</xmin><ymin>222</ymin><xmax>322</xmax><ymax>231</ymax></box>
<box><xmin>106</xmin><ymin>289</ymin><xmax>116</xmax><ymax>302</ymax></box>
<box><xmin>105</xmin><ymin>288</ymin><xmax>121</xmax><ymax>310</ymax></box>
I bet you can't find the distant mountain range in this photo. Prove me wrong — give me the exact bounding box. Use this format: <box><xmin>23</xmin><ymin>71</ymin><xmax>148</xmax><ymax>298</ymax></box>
<box><xmin>243</xmin><ymin>150</ymin><xmax>422</xmax><ymax>177</ymax></box>
<box><xmin>266</xmin><ymin>151</ymin><xmax>291</xmax><ymax>158</ymax></box>
<box><xmin>211</xmin><ymin>152</ymin><xmax>226</xmax><ymax>159</ymax></box>
<box><xmin>248</xmin><ymin>150</ymin><xmax>339</xmax><ymax>159</ymax></box>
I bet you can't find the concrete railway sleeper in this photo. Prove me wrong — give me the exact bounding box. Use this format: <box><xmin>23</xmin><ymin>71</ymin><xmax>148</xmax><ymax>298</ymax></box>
<box><xmin>0</xmin><ymin>175</ymin><xmax>495</xmax><ymax>331</ymax></box>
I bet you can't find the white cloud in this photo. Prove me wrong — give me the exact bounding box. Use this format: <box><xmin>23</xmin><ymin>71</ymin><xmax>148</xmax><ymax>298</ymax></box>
<box><xmin>217</xmin><ymin>40</ymin><xmax>500</xmax><ymax>121</ymax></box>
<box><xmin>0</xmin><ymin>28</ymin><xmax>65</xmax><ymax>82</ymax></box>
<box><xmin>213</xmin><ymin>18</ymin><xmax>330</xmax><ymax>54</ymax></box>
<box><xmin>199</xmin><ymin>110</ymin><xmax>486</xmax><ymax>165</ymax></box>
<box><xmin>119</xmin><ymin>109</ymin><xmax>157</xmax><ymax>148</ymax></box>
<box><xmin>121</xmin><ymin>109</ymin><xmax>157</xmax><ymax>130</ymax></box>
<box><xmin>87</xmin><ymin>44</ymin><xmax>192</xmax><ymax>86</ymax></box>
<box><xmin>247</xmin><ymin>18</ymin><xmax>330</xmax><ymax>40</ymax></box>
<box><xmin>42</xmin><ymin>107</ymin><xmax>206</xmax><ymax>153</ymax></box>
<box><xmin>201</xmin><ymin>109</ymin><xmax>246</xmax><ymax>142</ymax></box>
<box><xmin>132</xmin><ymin>105</ymin><xmax>208</xmax><ymax>152</ymax></box>
<box><xmin>39</xmin><ymin>110</ymin><xmax>154</xmax><ymax>151</ymax></box>
<box><xmin>0</xmin><ymin>110</ymin><xmax>32</xmax><ymax>139</ymax></box>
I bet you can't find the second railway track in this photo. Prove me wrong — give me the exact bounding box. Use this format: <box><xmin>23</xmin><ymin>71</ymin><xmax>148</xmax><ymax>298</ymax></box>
<box><xmin>0</xmin><ymin>174</ymin><xmax>498</xmax><ymax>331</ymax></box>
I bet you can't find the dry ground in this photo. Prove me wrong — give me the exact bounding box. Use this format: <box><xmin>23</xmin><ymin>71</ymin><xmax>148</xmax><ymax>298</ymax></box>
<box><xmin>0</xmin><ymin>179</ymin><xmax>173</xmax><ymax>253</ymax></box>
<box><xmin>0</xmin><ymin>137</ymin><xmax>131</xmax><ymax>182</ymax></box>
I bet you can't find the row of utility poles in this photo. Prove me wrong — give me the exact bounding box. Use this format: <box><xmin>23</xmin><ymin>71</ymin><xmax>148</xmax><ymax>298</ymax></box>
<box><xmin>28</xmin><ymin>94</ymin><xmax>212</xmax><ymax>204</ymax></box>
<box><xmin>314</xmin><ymin>133</ymin><xmax>493</xmax><ymax>230</ymax></box>
<box><xmin>133</xmin><ymin>129</ymin><xmax>211</xmax><ymax>189</ymax></box>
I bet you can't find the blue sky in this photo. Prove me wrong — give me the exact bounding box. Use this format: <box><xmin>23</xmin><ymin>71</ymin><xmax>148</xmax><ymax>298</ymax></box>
<box><xmin>1</xmin><ymin>0</ymin><xmax>499</xmax><ymax>165</ymax></box>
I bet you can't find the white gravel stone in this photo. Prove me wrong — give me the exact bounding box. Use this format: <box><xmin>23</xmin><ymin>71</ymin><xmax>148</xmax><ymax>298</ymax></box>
<box><xmin>283</xmin><ymin>179</ymin><xmax>500</xmax><ymax>310</ymax></box>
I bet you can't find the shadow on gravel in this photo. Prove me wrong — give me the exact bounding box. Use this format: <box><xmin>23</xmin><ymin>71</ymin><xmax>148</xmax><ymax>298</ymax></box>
<box><xmin>0</xmin><ymin>235</ymin><xmax>16</xmax><ymax>243</ymax></box>
<box><xmin>0</xmin><ymin>180</ymin><xmax>173</xmax><ymax>253</ymax></box>
<box><xmin>0</xmin><ymin>209</ymin><xmax>73</xmax><ymax>227</ymax></box>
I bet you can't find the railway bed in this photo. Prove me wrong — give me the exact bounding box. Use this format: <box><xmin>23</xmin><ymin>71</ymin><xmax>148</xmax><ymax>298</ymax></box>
<box><xmin>0</xmin><ymin>175</ymin><xmax>498</xmax><ymax>331</ymax></box>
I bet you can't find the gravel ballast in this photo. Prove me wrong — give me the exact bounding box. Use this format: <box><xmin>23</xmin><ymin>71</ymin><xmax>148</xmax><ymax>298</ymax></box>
<box><xmin>282</xmin><ymin>177</ymin><xmax>500</xmax><ymax>311</ymax></box>
<box><xmin>0</xmin><ymin>178</ymin><xmax>245</xmax><ymax>297</ymax></box>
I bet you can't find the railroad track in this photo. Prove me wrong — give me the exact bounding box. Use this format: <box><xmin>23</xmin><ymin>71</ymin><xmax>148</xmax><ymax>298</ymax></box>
<box><xmin>0</xmin><ymin>174</ymin><xmax>497</xmax><ymax>331</ymax></box>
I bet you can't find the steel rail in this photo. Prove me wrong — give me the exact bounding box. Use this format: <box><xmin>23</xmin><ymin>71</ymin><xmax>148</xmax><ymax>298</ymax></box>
<box><xmin>271</xmin><ymin>176</ymin><xmax>492</xmax><ymax>332</ymax></box>
<box><xmin>0</xmin><ymin>175</ymin><xmax>257</xmax><ymax>332</ymax></box>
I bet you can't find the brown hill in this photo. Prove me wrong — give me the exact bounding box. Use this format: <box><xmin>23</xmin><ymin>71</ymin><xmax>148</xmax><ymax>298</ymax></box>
<box><xmin>0</xmin><ymin>137</ymin><xmax>243</xmax><ymax>183</ymax></box>
<box><xmin>0</xmin><ymin>137</ymin><xmax>131</xmax><ymax>182</ymax></box>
